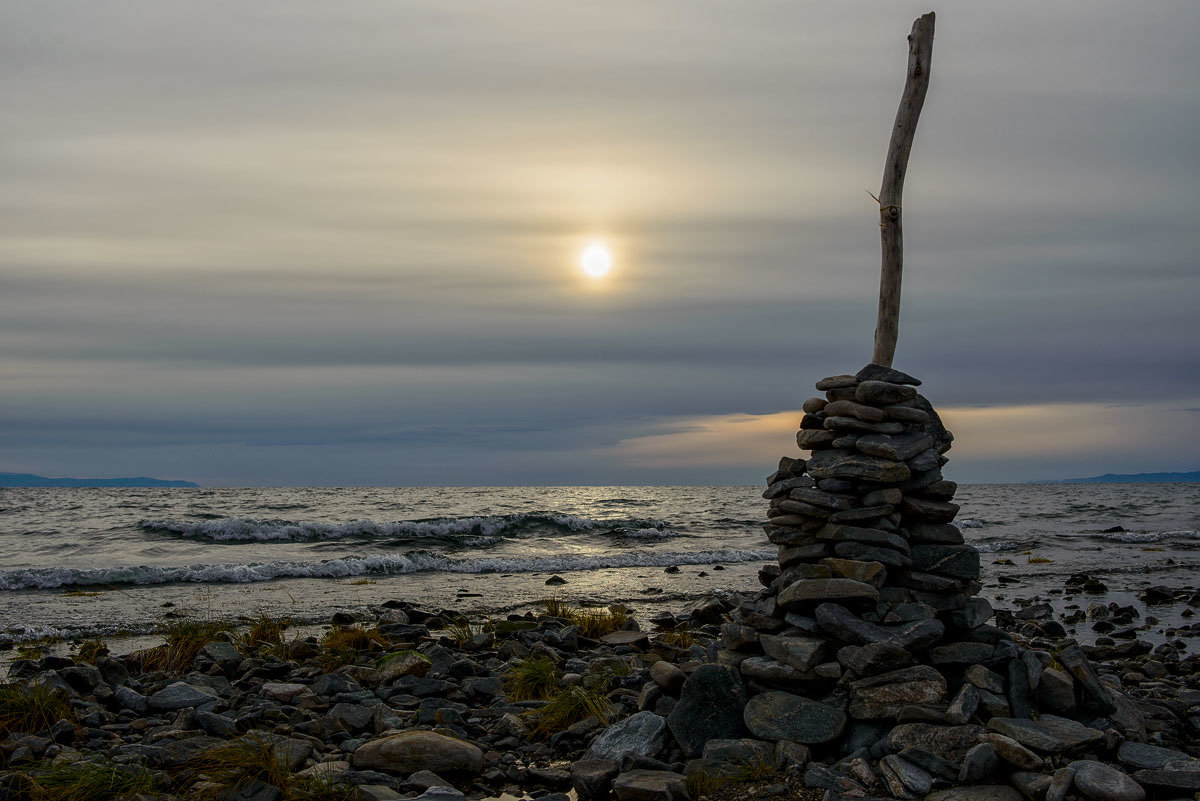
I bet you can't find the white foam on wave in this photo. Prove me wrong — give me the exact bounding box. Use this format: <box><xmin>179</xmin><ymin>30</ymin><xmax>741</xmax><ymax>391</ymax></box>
<box><xmin>971</xmin><ymin>539</ymin><xmax>1021</xmax><ymax>553</ymax></box>
<box><xmin>957</xmin><ymin>519</ymin><xmax>987</xmax><ymax>529</ymax></box>
<box><xmin>139</xmin><ymin>513</ymin><xmax>669</xmax><ymax>544</ymax></box>
<box><xmin>1095</xmin><ymin>528</ymin><xmax>1200</xmax><ymax>543</ymax></box>
<box><xmin>0</xmin><ymin>548</ymin><xmax>773</xmax><ymax>591</ymax></box>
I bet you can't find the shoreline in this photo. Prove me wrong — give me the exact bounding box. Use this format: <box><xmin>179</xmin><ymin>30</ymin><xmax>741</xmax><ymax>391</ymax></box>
<box><xmin>1</xmin><ymin>578</ymin><xmax>1198</xmax><ymax>800</ymax></box>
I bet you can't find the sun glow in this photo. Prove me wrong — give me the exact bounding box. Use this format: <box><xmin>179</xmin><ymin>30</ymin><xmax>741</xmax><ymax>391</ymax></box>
<box><xmin>579</xmin><ymin>242</ymin><xmax>612</xmax><ymax>277</ymax></box>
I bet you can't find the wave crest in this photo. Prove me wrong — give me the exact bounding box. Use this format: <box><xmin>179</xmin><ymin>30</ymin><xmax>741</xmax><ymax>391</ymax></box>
<box><xmin>139</xmin><ymin>513</ymin><xmax>670</xmax><ymax>544</ymax></box>
<box><xmin>0</xmin><ymin>548</ymin><xmax>773</xmax><ymax>591</ymax></box>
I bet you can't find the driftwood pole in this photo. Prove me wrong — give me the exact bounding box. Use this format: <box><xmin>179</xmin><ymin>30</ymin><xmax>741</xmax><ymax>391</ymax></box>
<box><xmin>871</xmin><ymin>12</ymin><xmax>935</xmax><ymax>368</ymax></box>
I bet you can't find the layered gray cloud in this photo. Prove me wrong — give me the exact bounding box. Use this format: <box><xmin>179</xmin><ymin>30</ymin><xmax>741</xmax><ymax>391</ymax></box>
<box><xmin>2</xmin><ymin>1</ymin><xmax>1197</xmax><ymax>485</ymax></box>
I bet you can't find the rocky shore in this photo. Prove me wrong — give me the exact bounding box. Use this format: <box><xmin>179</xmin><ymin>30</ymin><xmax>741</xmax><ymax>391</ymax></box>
<box><xmin>0</xmin><ymin>575</ymin><xmax>1196</xmax><ymax>801</ymax></box>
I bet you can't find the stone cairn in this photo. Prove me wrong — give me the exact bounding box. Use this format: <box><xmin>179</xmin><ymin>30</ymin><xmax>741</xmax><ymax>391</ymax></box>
<box><xmin>690</xmin><ymin>363</ymin><xmax>1147</xmax><ymax>799</ymax></box>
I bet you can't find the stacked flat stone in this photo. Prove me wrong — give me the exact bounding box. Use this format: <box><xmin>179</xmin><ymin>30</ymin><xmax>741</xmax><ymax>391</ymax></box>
<box><xmin>714</xmin><ymin>363</ymin><xmax>1029</xmax><ymax>747</ymax></box>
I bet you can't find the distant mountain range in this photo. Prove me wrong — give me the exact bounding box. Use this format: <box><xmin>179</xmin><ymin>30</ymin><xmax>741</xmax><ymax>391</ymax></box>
<box><xmin>0</xmin><ymin>472</ymin><xmax>199</xmax><ymax>488</ymax></box>
<box><xmin>1041</xmin><ymin>471</ymin><xmax>1200</xmax><ymax>484</ymax></box>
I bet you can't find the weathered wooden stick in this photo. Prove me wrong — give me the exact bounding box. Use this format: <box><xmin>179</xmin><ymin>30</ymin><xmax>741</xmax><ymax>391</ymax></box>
<box><xmin>872</xmin><ymin>12</ymin><xmax>935</xmax><ymax>368</ymax></box>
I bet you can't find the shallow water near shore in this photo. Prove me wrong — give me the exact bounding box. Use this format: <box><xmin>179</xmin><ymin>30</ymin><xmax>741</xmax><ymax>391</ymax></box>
<box><xmin>1</xmin><ymin>483</ymin><xmax>1197</xmax><ymax>650</ymax></box>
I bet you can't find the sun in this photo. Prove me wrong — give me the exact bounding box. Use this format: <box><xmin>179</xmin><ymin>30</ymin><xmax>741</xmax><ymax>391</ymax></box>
<box><xmin>579</xmin><ymin>242</ymin><xmax>612</xmax><ymax>278</ymax></box>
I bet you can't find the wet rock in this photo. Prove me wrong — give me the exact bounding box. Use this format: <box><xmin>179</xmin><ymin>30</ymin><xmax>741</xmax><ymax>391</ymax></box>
<box><xmin>1009</xmin><ymin>771</ymin><xmax>1052</xmax><ymax>801</ymax></box>
<box><xmin>778</xmin><ymin>577</ymin><xmax>880</xmax><ymax>608</ymax></box>
<box><xmin>743</xmin><ymin>691</ymin><xmax>846</xmax><ymax>744</ymax></box>
<box><xmin>849</xmin><ymin>666</ymin><xmax>947</xmax><ymax>719</ymax></box>
<box><xmin>1056</xmin><ymin>641</ymin><xmax>1117</xmax><ymax>714</ymax></box>
<box><xmin>758</xmin><ymin>634</ymin><xmax>827</xmax><ymax>672</ymax></box>
<box><xmin>816</xmin><ymin>603</ymin><xmax>944</xmax><ymax>650</ymax></box>
<box><xmin>572</xmin><ymin>759</ymin><xmax>621</xmax><ymax>801</ymax></box>
<box><xmin>984</xmin><ymin>733</ymin><xmax>1043</xmax><ymax>770</ymax></box>
<box><xmin>351</xmin><ymin>732</ymin><xmax>484</xmax><ymax>776</ymax></box>
<box><xmin>910</xmin><ymin>544</ymin><xmax>980</xmax><ymax>581</ymax></box>
<box><xmin>1116</xmin><ymin>741</ymin><xmax>1193</xmax><ymax>770</ymax></box>
<box><xmin>649</xmin><ymin>660</ymin><xmax>686</xmax><ymax>695</ymax></box>
<box><xmin>806</xmin><ymin>449</ymin><xmax>911</xmax><ymax>483</ymax></box>
<box><xmin>987</xmin><ymin>716</ymin><xmax>1103</xmax><ymax>754</ymax></box>
<box><xmin>1037</xmin><ymin>667</ymin><xmax>1075</xmax><ymax>716</ymax></box>
<box><xmin>887</xmin><ymin>723</ymin><xmax>987</xmax><ymax>763</ymax></box>
<box><xmin>880</xmin><ymin>753</ymin><xmax>933</xmax><ymax>798</ymax></box>
<box><xmin>612</xmin><ymin>769</ymin><xmax>689</xmax><ymax>801</ymax></box>
<box><xmin>148</xmin><ymin>681</ymin><xmax>218</xmax><ymax>712</ymax></box>
<box><xmin>926</xmin><ymin>788</ymin><xmax>1024</xmax><ymax>801</ymax></box>
<box><xmin>856</xmin><ymin>380</ymin><xmax>918</xmax><ymax>405</ymax></box>
<box><xmin>586</xmin><ymin>711</ymin><xmax>667</xmax><ymax>761</ymax></box>
<box><xmin>959</xmin><ymin>743</ymin><xmax>999</xmax><ymax>783</ymax></box>
<box><xmin>666</xmin><ymin>665</ymin><xmax>748</xmax><ymax>758</ymax></box>
<box><xmin>1130</xmin><ymin>767</ymin><xmax>1200</xmax><ymax>793</ymax></box>
<box><xmin>1072</xmin><ymin>761</ymin><xmax>1145</xmax><ymax>801</ymax></box>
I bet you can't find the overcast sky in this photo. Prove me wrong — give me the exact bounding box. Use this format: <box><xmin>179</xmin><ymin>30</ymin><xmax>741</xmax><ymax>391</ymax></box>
<box><xmin>2</xmin><ymin>1</ymin><xmax>1197</xmax><ymax>486</ymax></box>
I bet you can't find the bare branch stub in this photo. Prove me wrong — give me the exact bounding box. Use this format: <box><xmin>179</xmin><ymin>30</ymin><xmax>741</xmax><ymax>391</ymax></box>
<box><xmin>872</xmin><ymin>12</ymin><xmax>935</xmax><ymax>368</ymax></box>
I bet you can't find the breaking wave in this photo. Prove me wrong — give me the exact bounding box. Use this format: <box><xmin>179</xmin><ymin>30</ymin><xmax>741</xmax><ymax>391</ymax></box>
<box><xmin>0</xmin><ymin>548</ymin><xmax>774</xmax><ymax>591</ymax></box>
<box><xmin>139</xmin><ymin>513</ymin><xmax>670</xmax><ymax>545</ymax></box>
<box><xmin>1090</xmin><ymin>528</ymin><xmax>1200</xmax><ymax>544</ymax></box>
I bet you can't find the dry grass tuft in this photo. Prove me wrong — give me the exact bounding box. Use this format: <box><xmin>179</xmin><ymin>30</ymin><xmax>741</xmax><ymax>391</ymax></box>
<box><xmin>0</xmin><ymin>682</ymin><xmax>73</xmax><ymax>738</ymax></box>
<box><xmin>14</xmin><ymin>758</ymin><xmax>157</xmax><ymax>801</ymax></box>
<box><xmin>503</xmin><ymin>656</ymin><xmax>559</xmax><ymax>701</ymax></box>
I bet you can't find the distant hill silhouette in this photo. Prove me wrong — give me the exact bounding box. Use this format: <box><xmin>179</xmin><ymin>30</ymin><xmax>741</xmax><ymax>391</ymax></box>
<box><xmin>1041</xmin><ymin>471</ymin><xmax>1200</xmax><ymax>484</ymax></box>
<box><xmin>0</xmin><ymin>472</ymin><xmax>199</xmax><ymax>488</ymax></box>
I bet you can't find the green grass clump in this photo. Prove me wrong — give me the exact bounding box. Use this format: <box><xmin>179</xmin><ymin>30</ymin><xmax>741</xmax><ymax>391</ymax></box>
<box><xmin>0</xmin><ymin>682</ymin><xmax>73</xmax><ymax>738</ymax></box>
<box><xmin>657</xmin><ymin>626</ymin><xmax>696</xmax><ymax>649</ymax></box>
<box><xmin>685</xmin><ymin>758</ymin><xmax>774</xmax><ymax>798</ymax></box>
<box><xmin>530</xmin><ymin>683</ymin><xmax>613</xmax><ymax>737</ymax></box>
<box><xmin>444</xmin><ymin>618</ymin><xmax>479</xmax><ymax>647</ymax></box>
<box><xmin>503</xmin><ymin>657</ymin><xmax>559</xmax><ymax>701</ymax></box>
<box><xmin>570</xmin><ymin>608</ymin><xmax>629</xmax><ymax>639</ymax></box>
<box><xmin>141</xmin><ymin>618</ymin><xmax>230</xmax><ymax>674</ymax></box>
<box><xmin>185</xmin><ymin>736</ymin><xmax>354</xmax><ymax>801</ymax></box>
<box><xmin>541</xmin><ymin>596</ymin><xmax>575</xmax><ymax>619</ymax></box>
<box><xmin>15</xmin><ymin>758</ymin><xmax>157</xmax><ymax>801</ymax></box>
<box><xmin>317</xmin><ymin>625</ymin><xmax>389</xmax><ymax>670</ymax></box>
<box><xmin>239</xmin><ymin>613</ymin><xmax>290</xmax><ymax>657</ymax></box>
<box><xmin>73</xmin><ymin>638</ymin><xmax>109</xmax><ymax>664</ymax></box>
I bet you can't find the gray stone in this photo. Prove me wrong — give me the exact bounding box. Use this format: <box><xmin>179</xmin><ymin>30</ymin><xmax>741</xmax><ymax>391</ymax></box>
<box><xmin>1009</xmin><ymin>771</ymin><xmax>1052</xmax><ymax>801</ymax></box>
<box><xmin>848</xmin><ymin>666</ymin><xmax>947</xmax><ymax>719</ymax></box>
<box><xmin>960</xmin><ymin>743</ymin><xmax>999</xmax><ymax>783</ymax></box>
<box><xmin>702</xmin><ymin>738</ymin><xmax>775</xmax><ymax>766</ymax></box>
<box><xmin>148</xmin><ymin>681</ymin><xmax>218</xmax><ymax>712</ymax></box>
<box><xmin>833</xmin><ymin>541</ymin><xmax>912</xmax><ymax>568</ymax></box>
<box><xmin>898</xmin><ymin>748</ymin><xmax>961</xmax><ymax>782</ymax></box>
<box><xmin>797</xmin><ymin>429</ymin><xmax>839</xmax><ymax>449</ymax></box>
<box><xmin>573</xmin><ymin>759</ymin><xmax>621</xmax><ymax>801</ymax></box>
<box><xmin>331</xmin><ymin>703</ymin><xmax>377</xmax><ymax>732</ymax></box>
<box><xmin>759</xmin><ymin>635</ymin><xmax>827</xmax><ymax>672</ymax></box>
<box><xmin>856</xmin><ymin>380</ymin><xmax>917</xmax><ymax>405</ymax></box>
<box><xmin>984</xmin><ymin>733</ymin><xmax>1043</xmax><ymax>770</ymax></box>
<box><xmin>911</xmin><ymin>544</ymin><xmax>980</xmax><ymax>580</ymax></box>
<box><xmin>1056</xmin><ymin>641</ymin><xmax>1117</xmax><ymax>714</ymax></box>
<box><xmin>1130</xmin><ymin>767</ymin><xmax>1200</xmax><ymax>793</ymax></box>
<box><xmin>828</xmin><ymin>505</ymin><xmax>895</xmax><ymax>523</ymax></box>
<box><xmin>351</xmin><ymin>732</ymin><xmax>484</xmax><ymax>775</ymax></box>
<box><xmin>612</xmin><ymin>769</ymin><xmax>689</xmax><ymax>801</ymax></box>
<box><xmin>114</xmin><ymin>685</ymin><xmax>149</xmax><ymax>714</ymax></box>
<box><xmin>816</xmin><ymin>523</ymin><xmax>910</xmax><ymax>552</ymax></box>
<box><xmin>666</xmin><ymin>665</ymin><xmax>748</xmax><ymax>758</ymax></box>
<box><xmin>906</xmin><ymin>449</ymin><xmax>944</xmax><ymax>474</ymax></box>
<box><xmin>816</xmin><ymin>603</ymin><xmax>944</xmax><ymax>651</ymax></box>
<box><xmin>884</xmin><ymin>404</ymin><xmax>930</xmax><ymax>423</ymax></box>
<box><xmin>965</xmin><ymin>664</ymin><xmax>1006</xmax><ymax>693</ymax></box>
<box><xmin>824</xmin><ymin>399</ymin><xmax>887</xmax><ymax>422</ymax></box>
<box><xmin>587</xmin><ymin>711</ymin><xmax>667</xmax><ymax>761</ymax></box>
<box><xmin>944</xmin><ymin>683</ymin><xmax>980</xmax><ymax>725</ymax></box>
<box><xmin>649</xmin><ymin>661</ymin><xmax>685</xmax><ymax>695</ymax></box>
<box><xmin>743</xmin><ymin>691</ymin><xmax>846</xmax><ymax>744</ymax></box>
<box><xmin>1116</xmin><ymin>742</ymin><xmax>1193</xmax><ymax>771</ymax></box>
<box><xmin>887</xmin><ymin>723</ymin><xmax>987</xmax><ymax>763</ymax></box>
<box><xmin>763</xmin><ymin>476</ymin><xmax>816</xmax><ymax>499</ymax></box>
<box><xmin>857</xmin><ymin>432</ymin><xmax>934</xmax><ymax>461</ymax></box>
<box><xmin>196</xmin><ymin>710</ymin><xmax>239</xmax><ymax>738</ymax></box>
<box><xmin>199</xmin><ymin>640</ymin><xmax>242</xmax><ymax>668</ymax></box>
<box><xmin>819</xmin><ymin>557</ymin><xmax>887</xmax><ymax>587</ymax></box>
<box><xmin>948</xmin><ymin>597</ymin><xmax>993</xmax><ymax>629</ymax></box>
<box><xmin>778</xmin><ymin>578</ymin><xmax>879</xmax><ymax>608</ymax></box>
<box><xmin>926</xmin><ymin>788</ymin><xmax>1023</xmax><ymax>801</ymax></box>
<box><xmin>857</xmin><ymin>364</ymin><xmax>921</xmax><ymax>386</ymax></box>
<box><xmin>880</xmin><ymin>754</ymin><xmax>932</xmax><ymax>798</ymax></box>
<box><xmin>816</xmin><ymin>375</ymin><xmax>859</xmax><ymax>390</ymax></box>
<box><xmin>1072</xmin><ymin>761</ymin><xmax>1145</xmax><ymax>801</ymax></box>
<box><xmin>355</xmin><ymin>787</ymin><xmax>405</xmax><ymax>801</ymax></box>
<box><xmin>825</xmin><ymin>416</ymin><xmax>905</xmax><ymax>434</ymax></box>
<box><xmin>930</xmin><ymin>642</ymin><xmax>995</xmax><ymax>665</ymax></box>
<box><xmin>806</xmin><ymin>449</ymin><xmax>911</xmax><ymax>483</ymax></box>
<box><xmin>839</xmin><ymin>642</ymin><xmax>914</xmax><ymax>677</ymax></box>
<box><xmin>987</xmin><ymin>716</ymin><xmax>1103</xmax><ymax>754</ymax></box>
<box><xmin>788</xmin><ymin>488</ymin><xmax>858</xmax><ymax>511</ymax></box>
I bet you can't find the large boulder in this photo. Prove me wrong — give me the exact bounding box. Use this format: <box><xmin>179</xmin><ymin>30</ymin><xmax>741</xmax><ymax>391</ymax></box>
<box><xmin>848</xmin><ymin>666</ymin><xmax>947</xmax><ymax>719</ymax></box>
<box><xmin>352</xmin><ymin>732</ymin><xmax>484</xmax><ymax>775</ymax></box>
<box><xmin>666</xmin><ymin>665</ymin><xmax>748</xmax><ymax>758</ymax></box>
<box><xmin>743</xmin><ymin>691</ymin><xmax>845</xmax><ymax>744</ymax></box>
<box><xmin>586</xmin><ymin>711</ymin><xmax>667</xmax><ymax>761</ymax></box>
